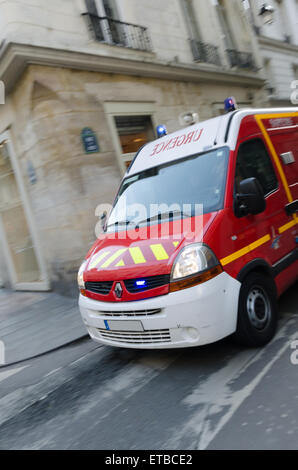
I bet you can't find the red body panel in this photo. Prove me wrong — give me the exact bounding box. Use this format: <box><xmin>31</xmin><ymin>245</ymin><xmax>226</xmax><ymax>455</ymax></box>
<box><xmin>83</xmin><ymin>213</ymin><xmax>217</xmax><ymax>301</ymax></box>
<box><xmin>210</xmin><ymin>114</ymin><xmax>297</xmax><ymax>292</ymax></box>
<box><xmin>275</xmin><ymin>262</ymin><xmax>298</xmax><ymax>297</ymax></box>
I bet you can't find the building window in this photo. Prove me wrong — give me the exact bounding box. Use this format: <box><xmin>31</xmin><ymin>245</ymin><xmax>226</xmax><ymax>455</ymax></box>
<box><xmin>104</xmin><ymin>102</ymin><xmax>157</xmax><ymax>174</ymax></box>
<box><xmin>181</xmin><ymin>0</ymin><xmax>201</xmax><ymax>40</ymax></box>
<box><xmin>215</xmin><ymin>0</ymin><xmax>255</xmax><ymax>69</ymax></box>
<box><xmin>215</xmin><ymin>0</ymin><xmax>236</xmax><ymax>49</ymax></box>
<box><xmin>235</xmin><ymin>139</ymin><xmax>278</xmax><ymax>196</ymax></box>
<box><xmin>85</xmin><ymin>0</ymin><xmax>121</xmax><ymax>43</ymax></box>
<box><xmin>278</xmin><ymin>0</ymin><xmax>292</xmax><ymax>43</ymax></box>
<box><xmin>86</xmin><ymin>0</ymin><xmax>119</xmax><ymax>19</ymax></box>
<box><xmin>98</xmin><ymin>0</ymin><xmax>121</xmax><ymax>44</ymax></box>
<box><xmin>182</xmin><ymin>0</ymin><xmax>221</xmax><ymax>66</ymax></box>
<box><xmin>84</xmin><ymin>0</ymin><xmax>152</xmax><ymax>51</ymax></box>
<box><xmin>101</xmin><ymin>0</ymin><xmax>119</xmax><ymax>19</ymax></box>
<box><xmin>264</xmin><ymin>58</ymin><xmax>275</xmax><ymax>95</ymax></box>
<box><xmin>114</xmin><ymin>115</ymin><xmax>155</xmax><ymax>169</ymax></box>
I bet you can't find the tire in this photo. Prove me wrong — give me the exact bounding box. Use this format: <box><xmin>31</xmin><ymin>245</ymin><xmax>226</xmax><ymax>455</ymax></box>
<box><xmin>233</xmin><ymin>272</ymin><xmax>278</xmax><ymax>347</ymax></box>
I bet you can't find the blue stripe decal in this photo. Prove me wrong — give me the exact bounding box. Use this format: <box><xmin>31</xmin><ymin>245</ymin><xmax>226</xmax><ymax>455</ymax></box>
<box><xmin>104</xmin><ymin>320</ymin><xmax>110</xmax><ymax>331</ymax></box>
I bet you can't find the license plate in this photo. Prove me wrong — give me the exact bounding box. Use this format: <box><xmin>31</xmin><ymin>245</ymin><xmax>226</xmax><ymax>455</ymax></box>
<box><xmin>104</xmin><ymin>320</ymin><xmax>144</xmax><ymax>332</ymax></box>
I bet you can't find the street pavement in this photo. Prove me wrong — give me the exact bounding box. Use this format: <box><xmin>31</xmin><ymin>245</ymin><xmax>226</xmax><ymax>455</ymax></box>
<box><xmin>0</xmin><ymin>289</ymin><xmax>87</xmax><ymax>365</ymax></box>
<box><xmin>0</xmin><ymin>282</ymin><xmax>296</xmax><ymax>450</ymax></box>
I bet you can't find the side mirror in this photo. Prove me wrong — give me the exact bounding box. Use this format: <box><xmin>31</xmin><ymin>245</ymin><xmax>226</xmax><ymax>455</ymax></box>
<box><xmin>234</xmin><ymin>177</ymin><xmax>266</xmax><ymax>218</ymax></box>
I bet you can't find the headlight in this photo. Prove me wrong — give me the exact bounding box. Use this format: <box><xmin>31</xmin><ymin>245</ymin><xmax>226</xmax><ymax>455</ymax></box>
<box><xmin>77</xmin><ymin>260</ymin><xmax>87</xmax><ymax>291</ymax></box>
<box><xmin>170</xmin><ymin>243</ymin><xmax>222</xmax><ymax>292</ymax></box>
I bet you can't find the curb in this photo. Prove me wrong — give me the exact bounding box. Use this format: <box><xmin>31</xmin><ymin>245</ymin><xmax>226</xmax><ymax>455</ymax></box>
<box><xmin>0</xmin><ymin>334</ymin><xmax>89</xmax><ymax>370</ymax></box>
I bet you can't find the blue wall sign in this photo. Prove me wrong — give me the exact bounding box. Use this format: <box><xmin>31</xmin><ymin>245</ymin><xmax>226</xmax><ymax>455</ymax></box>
<box><xmin>81</xmin><ymin>128</ymin><xmax>100</xmax><ymax>154</ymax></box>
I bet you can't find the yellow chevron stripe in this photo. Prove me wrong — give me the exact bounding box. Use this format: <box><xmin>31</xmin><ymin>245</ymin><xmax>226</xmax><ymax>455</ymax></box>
<box><xmin>173</xmin><ymin>241</ymin><xmax>179</xmax><ymax>247</ymax></box>
<box><xmin>129</xmin><ymin>247</ymin><xmax>146</xmax><ymax>264</ymax></box>
<box><xmin>150</xmin><ymin>244</ymin><xmax>169</xmax><ymax>260</ymax></box>
<box><xmin>279</xmin><ymin>218</ymin><xmax>297</xmax><ymax>234</ymax></box>
<box><xmin>100</xmin><ymin>248</ymin><xmax>127</xmax><ymax>268</ymax></box>
<box><xmin>115</xmin><ymin>259</ymin><xmax>125</xmax><ymax>267</ymax></box>
<box><xmin>220</xmin><ymin>234</ymin><xmax>270</xmax><ymax>267</ymax></box>
<box><xmin>88</xmin><ymin>251</ymin><xmax>110</xmax><ymax>270</ymax></box>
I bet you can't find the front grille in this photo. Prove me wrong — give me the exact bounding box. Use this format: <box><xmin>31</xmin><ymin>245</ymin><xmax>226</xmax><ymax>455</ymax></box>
<box><xmin>124</xmin><ymin>274</ymin><xmax>170</xmax><ymax>293</ymax></box>
<box><xmin>97</xmin><ymin>328</ymin><xmax>171</xmax><ymax>344</ymax></box>
<box><xmin>85</xmin><ymin>274</ymin><xmax>170</xmax><ymax>296</ymax></box>
<box><xmin>97</xmin><ymin>309</ymin><xmax>162</xmax><ymax>317</ymax></box>
<box><xmin>85</xmin><ymin>281</ymin><xmax>113</xmax><ymax>295</ymax></box>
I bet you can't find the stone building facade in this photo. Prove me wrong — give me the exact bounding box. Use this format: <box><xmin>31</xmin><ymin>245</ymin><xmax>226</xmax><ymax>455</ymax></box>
<box><xmin>0</xmin><ymin>0</ymin><xmax>270</xmax><ymax>293</ymax></box>
<box><xmin>246</xmin><ymin>0</ymin><xmax>298</xmax><ymax>105</ymax></box>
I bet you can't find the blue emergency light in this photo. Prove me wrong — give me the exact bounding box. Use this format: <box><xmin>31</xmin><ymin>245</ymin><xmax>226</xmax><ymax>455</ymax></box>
<box><xmin>135</xmin><ymin>280</ymin><xmax>147</xmax><ymax>288</ymax></box>
<box><xmin>224</xmin><ymin>97</ymin><xmax>237</xmax><ymax>113</ymax></box>
<box><xmin>156</xmin><ymin>125</ymin><xmax>168</xmax><ymax>138</ymax></box>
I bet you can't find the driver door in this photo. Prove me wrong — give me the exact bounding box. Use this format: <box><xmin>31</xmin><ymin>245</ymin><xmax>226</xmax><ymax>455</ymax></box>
<box><xmin>233</xmin><ymin>137</ymin><xmax>294</xmax><ymax>267</ymax></box>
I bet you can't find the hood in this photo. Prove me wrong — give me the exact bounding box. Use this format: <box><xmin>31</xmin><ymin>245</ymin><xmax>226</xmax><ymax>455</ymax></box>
<box><xmin>84</xmin><ymin>212</ymin><xmax>217</xmax><ymax>282</ymax></box>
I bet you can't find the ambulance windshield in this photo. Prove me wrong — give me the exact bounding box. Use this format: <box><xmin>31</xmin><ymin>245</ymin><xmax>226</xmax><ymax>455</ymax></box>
<box><xmin>107</xmin><ymin>147</ymin><xmax>229</xmax><ymax>231</ymax></box>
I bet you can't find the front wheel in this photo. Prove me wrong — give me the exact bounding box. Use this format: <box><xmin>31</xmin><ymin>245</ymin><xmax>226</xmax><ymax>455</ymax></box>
<box><xmin>233</xmin><ymin>272</ymin><xmax>278</xmax><ymax>347</ymax></box>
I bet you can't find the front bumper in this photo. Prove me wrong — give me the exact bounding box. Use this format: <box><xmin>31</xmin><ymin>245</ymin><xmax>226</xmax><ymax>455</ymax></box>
<box><xmin>79</xmin><ymin>271</ymin><xmax>241</xmax><ymax>349</ymax></box>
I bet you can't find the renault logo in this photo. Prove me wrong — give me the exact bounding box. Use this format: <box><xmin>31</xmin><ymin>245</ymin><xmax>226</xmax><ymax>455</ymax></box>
<box><xmin>114</xmin><ymin>282</ymin><xmax>123</xmax><ymax>299</ymax></box>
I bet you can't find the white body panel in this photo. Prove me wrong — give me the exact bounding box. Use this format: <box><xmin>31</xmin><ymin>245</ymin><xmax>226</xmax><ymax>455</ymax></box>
<box><xmin>79</xmin><ymin>272</ymin><xmax>241</xmax><ymax>349</ymax></box>
<box><xmin>128</xmin><ymin>115</ymin><xmax>229</xmax><ymax>175</ymax></box>
<box><xmin>127</xmin><ymin>107</ymin><xmax>298</xmax><ymax>177</ymax></box>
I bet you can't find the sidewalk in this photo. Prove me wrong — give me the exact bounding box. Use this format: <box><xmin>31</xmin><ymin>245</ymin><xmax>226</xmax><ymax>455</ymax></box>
<box><xmin>0</xmin><ymin>289</ymin><xmax>87</xmax><ymax>366</ymax></box>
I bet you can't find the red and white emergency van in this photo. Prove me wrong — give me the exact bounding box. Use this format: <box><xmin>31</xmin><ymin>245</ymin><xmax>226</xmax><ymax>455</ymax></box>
<box><xmin>78</xmin><ymin>106</ymin><xmax>298</xmax><ymax>349</ymax></box>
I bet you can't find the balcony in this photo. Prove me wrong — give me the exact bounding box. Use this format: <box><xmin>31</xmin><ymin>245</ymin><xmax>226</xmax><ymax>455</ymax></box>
<box><xmin>190</xmin><ymin>39</ymin><xmax>221</xmax><ymax>66</ymax></box>
<box><xmin>226</xmin><ymin>49</ymin><xmax>255</xmax><ymax>70</ymax></box>
<box><xmin>82</xmin><ymin>13</ymin><xmax>152</xmax><ymax>52</ymax></box>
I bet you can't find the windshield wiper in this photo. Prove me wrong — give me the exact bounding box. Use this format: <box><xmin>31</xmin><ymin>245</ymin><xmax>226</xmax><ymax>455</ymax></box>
<box><xmin>107</xmin><ymin>210</ymin><xmax>192</xmax><ymax>231</ymax></box>
<box><xmin>106</xmin><ymin>220</ymin><xmax>132</xmax><ymax>230</ymax></box>
<box><xmin>136</xmin><ymin>210</ymin><xmax>192</xmax><ymax>226</ymax></box>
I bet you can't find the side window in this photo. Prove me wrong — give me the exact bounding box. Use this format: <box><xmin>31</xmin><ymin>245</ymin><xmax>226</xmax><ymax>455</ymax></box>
<box><xmin>235</xmin><ymin>139</ymin><xmax>278</xmax><ymax>196</ymax></box>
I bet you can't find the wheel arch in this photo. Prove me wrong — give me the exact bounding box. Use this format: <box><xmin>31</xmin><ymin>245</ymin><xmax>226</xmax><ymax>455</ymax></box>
<box><xmin>236</xmin><ymin>259</ymin><xmax>277</xmax><ymax>296</ymax></box>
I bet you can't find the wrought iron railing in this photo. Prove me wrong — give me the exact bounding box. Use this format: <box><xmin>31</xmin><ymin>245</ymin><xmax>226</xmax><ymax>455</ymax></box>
<box><xmin>226</xmin><ymin>49</ymin><xmax>255</xmax><ymax>70</ymax></box>
<box><xmin>190</xmin><ymin>39</ymin><xmax>221</xmax><ymax>66</ymax></box>
<box><xmin>82</xmin><ymin>13</ymin><xmax>152</xmax><ymax>52</ymax></box>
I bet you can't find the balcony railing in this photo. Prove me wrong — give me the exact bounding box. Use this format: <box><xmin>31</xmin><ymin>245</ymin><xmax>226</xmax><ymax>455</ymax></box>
<box><xmin>226</xmin><ymin>49</ymin><xmax>255</xmax><ymax>70</ymax></box>
<box><xmin>190</xmin><ymin>39</ymin><xmax>221</xmax><ymax>66</ymax></box>
<box><xmin>82</xmin><ymin>13</ymin><xmax>152</xmax><ymax>52</ymax></box>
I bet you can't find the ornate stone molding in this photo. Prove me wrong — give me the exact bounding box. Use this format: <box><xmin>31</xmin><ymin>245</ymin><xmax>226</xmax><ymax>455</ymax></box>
<box><xmin>0</xmin><ymin>42</ymin><xmax>265</xmax><ymax>94</ymax></box>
